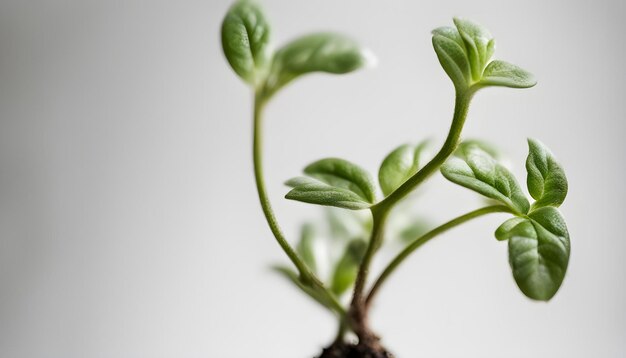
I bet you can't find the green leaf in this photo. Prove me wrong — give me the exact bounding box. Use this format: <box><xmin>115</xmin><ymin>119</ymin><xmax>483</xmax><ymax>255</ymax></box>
<box><xmin>221</xmin><ymin>0</ymin><xmax>271</xmax><ymax>84</ymax></box>
<box><xmin>296</xmin><ymin>223</ymin><xmax>317</xmax><ymax>273</ymax></box>
<box><xmin>285</xmin><ymin>177</ymin><xmax>371</xmax><ymax>210</ymax></box>
<box><xmin>453</xmin><ymin>17</ymin><xmax>495</xmax><ymax>82</ymax></box>
<box><xmin>480</xmin><ymin>60</ymin><xmax>537</xmax><ymax>88</ymax></box>
<box><xmin>432</xmin><ymin>31</ymin><xmax>471</xmax><ymax>89</ymax></box>
<box><xmin>398</xmin><ymin>218</ymin><xmax>431</xmax><ymax>243</ymax></box>
<box><xmin>330</xmin><ymin>239</ymin><xmax>367</xmax><ymax>296</ymax></box>
<box><xmin>441</xmin><ymin>145</ymin><xmax>529</xmax><ymax>214</ymax></box>
<box><xmin>304</xmin><ymin>158</ymin><xmax>376</xmax><ymax>203</ymax></box>
<box><xmin>432</xmin><ymin>26</ymin><xmax>465</xmax><ymax>48</ymax></box>
<box><xmin>378</xmin><ymin>142</ymin><xmax>428</xmax><ymax>196</ymax></box>
<box><xmin>285</xmin><ymin>158</ymin><xmax>377</xmax><ymax>210</ymax></box>
<box><xmin>502</xmin><ymin>207</ymin><xmax>570</xmax><ymax>301</ymax></box>
<box><xmin>264</xmin><ymin>33</ymin><xmax>372</xmax><ymax>96</ymax></box>
<box><xmin>326</xmin><ymin>208</ymin><xmax>371</xmax><ymax>241</ymax></box>
<box><xmin>456</xmin><ymin>139</ymin><xmax>501</xmax><ymax>160</ymax></box>
<box><xmin>526</xmin><ymin>139</ymin><xmax>568</xmax><ymax>210</ymax></box>
<box><xmin>272</xmin><ymin>266</ymin><xmax>336</xmax><ymax>310</ymax></box>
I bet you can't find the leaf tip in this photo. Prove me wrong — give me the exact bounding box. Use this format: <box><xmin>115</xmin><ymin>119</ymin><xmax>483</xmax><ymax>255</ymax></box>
<box><xmin>360</xmin><ymin>48</ymin><xmax>379</xmax><ymax>69</ymax></box>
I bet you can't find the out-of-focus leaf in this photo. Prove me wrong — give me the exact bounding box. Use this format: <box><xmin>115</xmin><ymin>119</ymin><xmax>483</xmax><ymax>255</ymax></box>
<box><xmin>330</xmin><ymin>240</ymin><xmax>367</xmax><ymax>296</ymax></box>
<box><xmin>263</xmin><ymin>33</ymin><xmax>372</xmax><ymax>96</ymax></box>
<box><xmin>296</xmin><ymin>223</ymin><xmax>317</xmax><ymax>273</ymax></box>
<box><xmin>272</xmin><ymin>266</ymin><xmax>336</xmax><ymax>311</ymax></box>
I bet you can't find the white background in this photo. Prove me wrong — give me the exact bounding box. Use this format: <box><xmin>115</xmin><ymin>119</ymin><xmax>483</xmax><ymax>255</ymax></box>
<box><xmin>1</xmin><ymin>0</ymin><xmax>624</xmax><ymax>357</ymax></box>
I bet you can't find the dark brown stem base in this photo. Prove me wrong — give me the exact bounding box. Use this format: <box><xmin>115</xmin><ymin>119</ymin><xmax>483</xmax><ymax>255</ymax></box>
<box><xmin>317</xmin><ymin>341</ymin><xmax>394</xmax><ymax>358</ymax></box>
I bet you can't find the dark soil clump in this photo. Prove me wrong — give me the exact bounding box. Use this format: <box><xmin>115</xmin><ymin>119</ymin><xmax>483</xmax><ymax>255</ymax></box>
<box><xmin>317</xmin><ymin>341</ymin><xmax>394</xmax><ymax>358</ymax></box>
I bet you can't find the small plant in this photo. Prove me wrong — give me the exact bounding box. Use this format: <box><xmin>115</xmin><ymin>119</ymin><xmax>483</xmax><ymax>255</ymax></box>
<box><xmin>221</xmin><ymin>1</ymin><xmax>570</xmax><ymax>357</ymax></box>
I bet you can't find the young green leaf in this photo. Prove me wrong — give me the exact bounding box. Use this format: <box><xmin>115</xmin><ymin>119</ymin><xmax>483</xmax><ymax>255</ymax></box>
<box><xmin>378</xmin><ymin>142</ymin><xmax>428</xmax><ymax>196</ymax></box>
<box><xmin>296</xmin><ymin>223</ymin><xmax>318</xmax><ymax>273</ymax></box>
<box><xmin>398</xmin><ymin>218</ymin><xmax>431</xmax><ymax>243</ymax></box>
<box><xmin>441</xmin><ymin>145</ymin><xmax>529</xmax><ymax>214</ymax></box>
<box><xmin>480</xmin><ymin>60</ymin><xmax>537</xmax><ymax>89</ymax></box>
<box><xmin>331</xmin><ymin>239</ymin><xmax>367</xmax><ymax>296</ymax></box>
<box><xmin>433</xmin><ymin>18</ymin><xmax>537</xmax><ymax>92</ymax></box>
<box><xmin>285</xmin><ymin>177</ymin><xmax>371</xmax><ymax>210</ymax></box>
<box><xmin>263</xmin><ymin>33</ymin><xmax>372</xmax><ymax>97</ymax></box>
<box><xmin>285</xmin><ymin>158</ymin><xmax>376</xmax><ymax>209</ymax></box>
<box><xmin>526</xmin><ymin>139</ymin><xmax>568</xmax><ymax>210</ymax></box>
<box><xmin>432</xmin><ymin>31</ymin><xmax>471</xmax><ymax>89</ymax></box>
<box><xmin>456</xmin><ymin>139</ymin><xmax>501</xmax><ymax>160</ymax></box>
<box><xmin>221</xmin><ymin>0</ymin><xmax>271</xmax><ymax>84</ymax></box>
<box><xmin>453</xmin><ymin>17</ymin><xmax>495</xmax><ymax>82</ymax></box>
<box><xmin>304</xmin><ymin>158</ymin><xmax>377</xmax><ymax>203</ymax></box>
<box><xmin>273</xmin><ymin>266</ymin><xmax>336</xmax><ymax>311</ymax></box>
<box><xmin>503</xmin><ymin>207</ymin><xmax>570</xmax><ymax>301</ymax></box>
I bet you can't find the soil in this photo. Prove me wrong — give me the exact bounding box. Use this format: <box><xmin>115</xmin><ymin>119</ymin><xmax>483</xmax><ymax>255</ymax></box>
<box><xmin>317</xmin><ymin>341</ymin><xmax>394</xmax><ymax>358</ymax></box>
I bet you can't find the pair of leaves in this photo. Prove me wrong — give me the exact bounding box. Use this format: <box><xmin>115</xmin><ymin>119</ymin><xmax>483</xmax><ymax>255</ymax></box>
<box><xmin>222</xmin><ymin>1</ymin><xmax>371</xmax><ymax>97</ymax></box>
<box><xmin>495</xmin><ymin>207</ymin><xmax>570</xmax><ymax>300</ymax></box>
<box><xmin>442</xmin><ymin>139</ymin><xmax>570</xmax><ymax>300</ymax></box>
<box><xmin>286</xmin><ymin>158</ymin><xmax>377</xmax><ymax>210</ymax></box>
<box><xmin>432</xmin><ymin>18</ymin><xmax>536</xmax><ymax>90</ymax></box>
<box><xmin>286</xmin><ymin>142</ymin><xmax>430</xmax><ymax>210</ymax></box>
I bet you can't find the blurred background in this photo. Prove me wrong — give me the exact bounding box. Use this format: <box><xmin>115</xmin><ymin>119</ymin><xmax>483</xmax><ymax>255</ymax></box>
<box><xmin>1</xmin><ymin>0</ymin><xmax>624</xmax><ymax>357</ymax></box>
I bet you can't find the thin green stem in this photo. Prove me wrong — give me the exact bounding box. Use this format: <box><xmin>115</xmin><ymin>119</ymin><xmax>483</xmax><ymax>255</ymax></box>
<box><xmin>365</xmin><ymin>205</ymin><xmax>512</xmax><ymax>307</ymax></box>
<box><xmin>347</xmin><ymin>205</ymin><xmax>389</xmax><ymax>342</ymax></box>
<box><xmin>348</xmin><ymin>89</ymin><xmax>476</xmax><ymax>340</ymax></box>
<box><xmin>253</xmin><ymin>95</ymin><xmax>345</xmax><ymax>316</ymax></box>
<box><xmin>350</xmin><ymin>207</ymin><xmax>389</xmax><ymax>308</ymax></box>
<box><xmin>374</xmin><ymin>89</ymin><xmax>475</xmax><ymax>213</ymax></box>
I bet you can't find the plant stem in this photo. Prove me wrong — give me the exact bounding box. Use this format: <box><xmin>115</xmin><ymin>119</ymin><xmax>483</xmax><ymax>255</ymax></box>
<box><xmin>365</xmin><ymin>205</ymin><xmax>512</xmax><ymax>307</ymax></box>
<box><xmin>333</xmin><ymin>318</ymin><xmax>348</xmax><ymax>345</ymax></box>
<box><xmin>375</xmin><ymin>89</ymin><xmax>475</xmax><ymax>213</ymax></box>
<box><xmin>348</xmin><ymin>89</ymin><xmax>476</xmax><ymax>340</ymax></box>
<box><xmin>350</xmin><ymin>207</ymin><xmax>389</xmax><ymax>307</ymax></box>
<box><xmin>253</xmin><ymin>95</ymin><xmax>345</xmax><ymax>316</ymax></box>
<box><xmin>348</xmin><ymin>205</ymin><xmax>388</xmax><ymax>342</ymax></box>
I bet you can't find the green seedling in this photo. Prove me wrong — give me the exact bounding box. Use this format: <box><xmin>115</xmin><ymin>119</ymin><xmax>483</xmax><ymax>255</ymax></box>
<box><xmin>221</xmin><ymin>1</ymin><xmax>570</xmax><ymax>356</ymax></box>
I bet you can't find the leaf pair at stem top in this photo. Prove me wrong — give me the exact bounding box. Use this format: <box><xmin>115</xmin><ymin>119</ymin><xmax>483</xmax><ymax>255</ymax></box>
<box><xmin>221</xmin><ymin>0</ymin><xmax>372</xmax><ymax>101</ymax></box>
